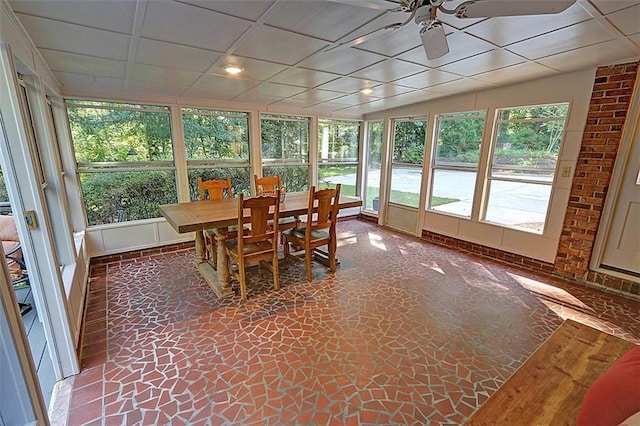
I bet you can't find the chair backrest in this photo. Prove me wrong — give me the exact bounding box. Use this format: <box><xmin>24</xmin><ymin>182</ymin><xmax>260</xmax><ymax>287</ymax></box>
<box><xmin>306</xmin><ymin>184</ymin><xmax>341</xmax><ymax>234</ymax></box>
<box><xmin>237</xmin><ymin>191</ymin><xmax>280</xmax><ymax>249</ymax></box>
<box><xmin>254</xmin><ymin>173</ymin><xmax>283</xmax><ymax>194</ymax></box>
<box><xmin>198</xmin><ymin>176</ymin><xmax>232</xmax><ymax>200</ymax></box>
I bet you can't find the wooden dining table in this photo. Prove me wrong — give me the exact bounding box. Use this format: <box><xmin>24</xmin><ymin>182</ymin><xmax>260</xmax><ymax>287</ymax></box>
<box><xmin>159</xmin><ymin>191</ymin><xmax>362</xmax><ymax>298</ymax></box>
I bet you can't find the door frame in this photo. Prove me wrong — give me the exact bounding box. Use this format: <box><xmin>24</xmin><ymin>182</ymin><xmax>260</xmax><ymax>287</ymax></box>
<box><xmin>590</xmin><ymin>69</ymin><xmax>640</xmax><ymax>281</ymax></box>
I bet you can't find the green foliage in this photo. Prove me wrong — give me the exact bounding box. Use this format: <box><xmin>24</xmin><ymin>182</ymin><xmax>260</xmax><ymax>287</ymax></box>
<box><xmin>436</xmin><ymin>116</ymin><xmax>485</xmax><ymax>159</ymax></box>
<box><xmin>187</xmin><ymin>168</ymin><xmax>252</xmax><ymax>200</ymax></box>
<box><xmin>183</xmin><ymin>112</ymin><xmax>249</xmax><ymax>160</ymax></box>
<box><xmin>318</xmin><ymin>120</ymin><xmax>359</xmax><ymax>161</ymax></box>
<box><xmin>393</xmin><ymin>120</ymin><xmax>426</xmax><ymax>164</ymax></box>
<box><xmin>261</xmin><ymin>117</ymin><xmax>309</xmax><ymax>160</ymax></box>
<box><xmin>367</xmin><ymin>121</ymin><xmax>383</xmax><ymax>165</ymax></box>
<box><xmin>263</xmin><ymin>166</ymin><xmax>309</xmax><ymax>192</ymax></box>
<box><xmin>80</xmin><ymin>171</ymin><xmax>177</xmax><ymax>225</ymax></box>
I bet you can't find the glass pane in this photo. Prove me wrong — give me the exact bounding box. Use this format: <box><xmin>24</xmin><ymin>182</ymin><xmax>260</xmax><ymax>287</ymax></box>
<box><xmin>261</xmin><ymin>116</ymin><xmax>309</xmax><ymax>163</ymax></box>
<box><xmin>389</xmin><ymin>120</ymin><xmax>425</xmax><ymax>208</ymax></box>
<box><xmin>67</xmin><ymin>106</ymin><xmax>174</xmax><ymax>162</ymax></box>
<box><xmin>80</xmin><ymin>170</ymin><xmax>178</xmax><ymax>225</ymax></box>
<box><xmin>318</xmin><ymin>119</ymin><xmax>359</xmax><ymax>163</ymax></box>
<box><xmin>318</xmin><ymin>165</ymin><xmax>356</xmax><ymax>196</ymax></box>
<box><xmin>364</xmin><ymin>121</ymin><xmax>382</xmax><ymax>211</ymax></box>
<box><xmin>430</xmin><ymin>170</ymin><xmax>477</xmax><ymax>217</ymax></box>
<box><xmin>187</xmin><ymin>168</ymin><xmax>251</xmax><ymax>200</ymax></box>
<box><xmin>429</xmin><ymin>111</ymin><xmax>485</xmax><ymax>216</ymax></box>
<box><xmin>484</xmin><ymin>180</ymin><xmax>552</xmax><ymax>233</ymax></box>
<box><xmin>263</xmin><ymin>166</ymin><xmax>309</xmax><ymax>192</ymax></box>
<box><xmin>183</xmin><ymin>110</ymin><xmax>249</xmax><ymax>161</ymax></box>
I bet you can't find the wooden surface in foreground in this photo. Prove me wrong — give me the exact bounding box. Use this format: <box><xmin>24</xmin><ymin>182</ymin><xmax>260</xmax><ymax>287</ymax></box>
<box><xmin>466</xmin><ymin>319</ymin><xmax>636</xmax><ymax>425</ymax></box>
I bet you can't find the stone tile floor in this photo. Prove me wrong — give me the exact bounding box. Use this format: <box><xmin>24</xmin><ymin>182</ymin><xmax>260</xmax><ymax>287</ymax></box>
<box><xmin>68</xmin><ymin>220</ymin><xmax>639</xmax><ymax>425</ymax></box>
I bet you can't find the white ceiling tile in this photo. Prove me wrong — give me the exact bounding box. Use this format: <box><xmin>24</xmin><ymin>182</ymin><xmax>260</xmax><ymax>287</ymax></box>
<box><xmin>210</xmin><ymin>56</ymin><xmax>288</xmax><ymax>82</ymax></box>
<box><xmin>136</xmin><ymin>38</ymin><xmax>220</xmax><ymax>72</ymax></box>
<box><xmin>606</xmin><ymin>4</ymin><xmax>640</xmax><ymax>35</ymax></box>
<box><xmin>335</xmin><ymin>93</ymin><xmax>382</xmax><ymax>105</ymax></box>
<box><xmin>140</xmin><ymin>1</ymin><xmax>251</xmax><ymax>51</ymax></box>
<box><xmin>536</xmin><ymin>39</ymin><xmax>639</xmax><ymax>71</ymax></box>
<box><xmin>350</xmin><ymin>60</ymin><xmax>426</xmax><ymax>83</ymax></box>
<box><xmin>232</xmin><ymin>26</ymin><xmax>328</xmax><ymax>65</ymax></box>
<box><xmin>15</xmin><ymin>14</ymin><xmax>130</xmax><ymax>60</ymax></box>
<box><xmin>186</xmin><ymin>75</ymin><xmax>259</xmax><ymax>100</ymax></box>
<box><xmin>269</xmin><ymin>98</ymin><xmax>318</xmax><ymax>110</ymax></box>
<box><xmin>472</xmin><ymin>62</ymin><xmax>558</xmax><ymax>85</ymax></box>
<box><xmin>130</xmin><ymin>64</ymin><xmax>202</xmax><ymax>88</ymax></box>
<box><xmin>298</xmin><ymin>48</ymin><xmax>385</xmax><ymax>74</ymax></box>
<box><xmin>439</xmin><ymin>50</ymin><xmax>525</xmax><ymax>76</ymax></box>
<box><xmin>629</xmin><ymin>32</ymin><xmax>640</xmax><ymax>46</ymax></box>
<box><xmin>40</xmin><ymin>49</ymin><xmax>126</xmax><ymax>79</ymax></box>
<box><xmin>369</xmin><ymin>84</ymin><xmax>414</xmax><ymax>98</ymax></box>
<box><xmin>589</xmin><ymin>0</ymin><xmax>640</xmax><ymax>14</ymax></box>
<box><xmin>316</xmin><ymin>77</ymin><xmax>377</xmax><ymax>93</ymax></box>
<box><xmin>464</xmin><ymin>4</ymin><xmax>592</xmax><ymax>46</ymax></box>
<box><xmin>55</xmin><ymin>71</ymin><xmax>124</xmax><ymax>94</ymax></box>
<box><xmin>429</xmin><ymin>78</ymin><xmax>497</xmax><ymax>95</ymax></box>
<box><xmin>507</xmin><ymin>20</ymin><xmax>617</xmax><ymax>59</ymax></box>
<box><xmin>268</xmin><ymin>68</ymin><xmax>340</xmax><ymax>87</ymax></box>
<box><xmin>354</xmin><ymin>24</ymin><xmax>423</xmax><ymax>57</ymax></box>
<box><xmin>179</xmin><ymin>0</ymin><xmax>275</xmax><ymax>21</ymax></box>
<box><xmin>397</xmin><ymin>33</ymin><xmax>495</xmax><ymax>67</ymax></box>
<box><xmin>289</xmin><ymin>89</ymin><xmax>346</xmax><ymax>104</ymax></box>
<box><xmin>392</xmin><ymin>69</ymin><xmax>462</xmax><ymax>89</ymax></box>
<box><xmin>9</xmin><ymin>0</ymin><xmax>136</xmax><ymax>34</ymax></box>
<box><xmin>235</xmin><ymin>82</ymin><xmax>307</xmax><ymax>99</ymax></box>
<box><xmin>263</xmin><ymin>1</ymin><xmax>383</xmax><ymax>42</ymax></box>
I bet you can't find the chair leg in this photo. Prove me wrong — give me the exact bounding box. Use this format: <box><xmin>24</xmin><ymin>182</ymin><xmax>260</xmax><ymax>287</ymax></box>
<box><xmin>305</xmin><ymin>247</ymin><xmax>313</xmax><ymax>282</ymax></box>
<box><xmin>329</xmin><ymin>239</ymin><xmax>337</xmax><ymax>272</ymax></box>
<box><xmin>283</xmin><ymin>238</ymin><xmax>290</xmax><ymax>266</ymax></box>
<box><xmin>272</xmin><ymin>252</ymin><xmax>280</xmax><ymax>290</ymax></box>
<box><xmin>239</xmin><ymin>261</ymin><xmax>247</xmax><ymax>300</ymax></box>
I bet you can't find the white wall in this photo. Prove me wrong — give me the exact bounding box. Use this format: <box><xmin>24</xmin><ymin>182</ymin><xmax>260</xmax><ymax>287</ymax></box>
<box><xmin>364</xmin><ymin>69</ymin><xmax>595</xmax><ymax>262</ymax></box>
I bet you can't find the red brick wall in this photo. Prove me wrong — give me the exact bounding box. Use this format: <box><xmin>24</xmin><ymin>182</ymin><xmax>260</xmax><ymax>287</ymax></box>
<box><xmin>554</xmin><ymin>61</ymin><xmax>639</xmax><ymax>296</ymax></box>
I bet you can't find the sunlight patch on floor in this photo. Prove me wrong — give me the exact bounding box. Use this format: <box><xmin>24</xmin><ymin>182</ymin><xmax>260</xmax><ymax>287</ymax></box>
<box><xmin>367</xmin><ymin>232</ymin><xmax>387</xmax><ymax>251</ymax></box>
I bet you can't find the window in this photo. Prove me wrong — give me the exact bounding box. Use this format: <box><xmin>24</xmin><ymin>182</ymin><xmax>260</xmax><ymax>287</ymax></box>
<box><xmin>182</xmin><ymin>108</ymin><xmax>250</xmax><ymax>199</ymax></box>
<box><xmin>66</xmin><ymin>100</ymin><xmax>177</xmax><ymax>226</ymax></box>
<box><xmin>317</xmin><ymin>119</ymin><xmax>360</xmax><ymax>196</ymax></box>
<box><xmin>18</xmin><ymin>78</ymin><xmax>47</xmax><ymax>186</ymax></box>
<box><xmin>389</xmin><ymin>119</ymin><xmax>426</xmax><ymax>208</ymax></box>
<box><xmin>260</xmin><ymin>114</ymin><xmax>310</xmax><ymax>192</ymax></box>
<box><xmin>363</xmin><ymin>121</ymin><xmax>383</xmax><ymax>212</ymax></box>
<box><xmin>429</xmin><ymin>111</ymin><xmax>486</xmax><ymax>218</ymax></box>
<box><xmin>483</xmin><ymin>103</ymin><xmax>569</xmax><ymax>233</ymax></box>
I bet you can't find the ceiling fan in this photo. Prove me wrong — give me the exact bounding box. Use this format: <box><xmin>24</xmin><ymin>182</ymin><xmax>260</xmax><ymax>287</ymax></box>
<box><xmin>328</xmin><ymin>0</ymin><xmax>576</xmax><ymax>60</ymax></box>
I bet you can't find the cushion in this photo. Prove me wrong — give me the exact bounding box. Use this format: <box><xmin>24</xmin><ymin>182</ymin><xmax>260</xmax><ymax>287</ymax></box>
<box><xmin>2</xmin><ymin>240</ymin><xmax>23</xmax><ymax>280</ymax></box>
<box><xmin>577</xmin><ymin>346</ymin><xmax>640</xmax><ymax>426</ymax></box>
<box><xmin>0</xmin><ymin>215</ymin><xmax>19</xmax><ymax>242</ymax></box>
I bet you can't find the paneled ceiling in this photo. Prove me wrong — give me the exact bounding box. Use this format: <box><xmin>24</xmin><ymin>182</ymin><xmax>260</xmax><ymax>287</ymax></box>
<box><xmin>7</xmin><ymin>0</ymin><xmax>640</xmax><ymax>117</ymax></box>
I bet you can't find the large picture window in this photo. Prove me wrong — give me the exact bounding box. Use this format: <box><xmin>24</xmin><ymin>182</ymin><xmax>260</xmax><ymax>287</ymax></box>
<box><xmin>429</xmin><ymin>111</ymin><xmax>486</xmax><ymax>218</ymax></box>
<box><xmin>66</xmin><ymin>100</ymin><xmax>177</xmax><ymax>225</ymax></box>
<box><xmin>483</xmin><ymin>103</ymin><xmax>569</xmax><ymax>233</ymax></box>
<box><xmin>389</xmin><ymin>119</ymin><xmax>426</xmax><ymax>208</ymax></box>
<box><xmin>363</xmin><ymin>121</ymin><xmax>383</xmax><ymax>212</ymax></box>
<box><xmin>260</xmin><ymin>114</ymin><xmax>310</xmax><ymax>192</ymax></box>
<box><xmin>317</xmin><ymin>119</ymin><xmax>360</xmax><ymax>196</ymax></box>
<box><xmin>182</xmin><ymin>108</ymin><xmax>250</xmax><ymax>199</ymax></box>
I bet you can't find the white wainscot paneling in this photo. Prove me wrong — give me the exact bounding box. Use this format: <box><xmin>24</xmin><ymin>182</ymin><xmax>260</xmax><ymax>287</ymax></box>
<box><xmin>387</xmin><ymin>204</ymin><xmax>418</xmax><ymax>234</ymax></box>
<box><xmin>559</xmin><ymin>130</ymin><xmax>585</xmax><ymax>162</ymax></box>
<box><xmin>458</xmin><ymin>220</ymin><xmax>505</xmax><ymax>247</ymax></box>
<box><xmin>63</xmin><ymin>231</ymin><xmax>89</xmax><ymax>345</ymax></box>
<box><xmin>423</xmin><ymin>211</ymin><xmax>460</xmax><ymax>236</ymax></box>
<box><xmin>87</xmin><ymin>219</ymin><xmax>193</xmax><ymax>257</ymax></box>
<box><xmin>501</xmin><ymin>229</ymin><xmax>558</xmax><ymax>263</ymax></box>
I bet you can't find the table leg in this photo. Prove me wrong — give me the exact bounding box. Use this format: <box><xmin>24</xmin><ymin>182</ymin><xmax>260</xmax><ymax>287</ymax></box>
<box><xmin>195</xmin><ymin>230</ymin><xmax>207</xmax><ymax>262</ymax></box>
<box><xmin>196</xmin><ymin>227</ymin><xmax>234</xmax><ymax>298</ymax></box>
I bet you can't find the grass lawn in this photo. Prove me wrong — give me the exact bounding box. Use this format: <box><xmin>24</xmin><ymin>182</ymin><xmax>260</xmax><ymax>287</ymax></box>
<box><xmin>317</xmin><ymin>182</ymin><xmax>459</xmax><ymax>208</ymax></box>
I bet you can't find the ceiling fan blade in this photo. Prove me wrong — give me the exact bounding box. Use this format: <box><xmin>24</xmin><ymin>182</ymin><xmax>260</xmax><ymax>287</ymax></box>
<box><xmin>420</xmin><ymin>22</ymin><xmax>449</xmax><ymax>60</ymax></box>
<box><xmin>324</xmin><ymin>23</ymin><xmax>403</xmax><ymax>52</ymax></box>
<box><xmin>454</xmin><ymin>0</ymin><xmax>576</xmax><ymax>19</ymax></box>
<box><xmin>328</xmin><ymin>0</ymin><xmax>408</xmax><ymax>12</ymax></box>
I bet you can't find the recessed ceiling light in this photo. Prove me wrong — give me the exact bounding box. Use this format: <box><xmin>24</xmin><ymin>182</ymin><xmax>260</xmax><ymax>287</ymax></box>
<box><xmin>224</xmin><ymin>64</ymin><xmax>244</xmax><ymax>75</ymax></box>
<box><xmin>360</xmin><ymin>87</ymin><xmax>373</xmax><ymax>95</ymax></box>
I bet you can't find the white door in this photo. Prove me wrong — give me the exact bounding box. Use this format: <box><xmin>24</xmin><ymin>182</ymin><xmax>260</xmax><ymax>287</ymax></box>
<box><xmin>601</xmin><ymin>121</ymin><xmax>640</xmax><ymax>276</ymax></box>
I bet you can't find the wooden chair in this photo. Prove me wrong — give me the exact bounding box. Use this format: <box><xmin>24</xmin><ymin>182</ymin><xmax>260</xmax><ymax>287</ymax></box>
<box><xmin>224</xmin><ymin>192</ymin><xmax>280</xmax><ymax>299</ymax></box>
<box><xmin>254</xmin><ymin>173</ymin><xmax>299</xmax><ymax>240</ymax></box>
<box><xmin>197</xmin><ymin>176</ymin><xmax>234</xmax><ymax>264</ymax></box>
<box><xmin>283</xmin><ymin>184</ymin><xmax>341</xmax><ymax>282</ymax></box>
